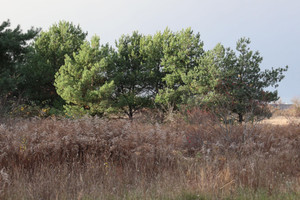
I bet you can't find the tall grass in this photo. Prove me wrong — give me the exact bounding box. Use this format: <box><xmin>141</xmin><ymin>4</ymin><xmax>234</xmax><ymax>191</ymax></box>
<box><xmin>0</xmin><ymin>113</ymin><xmax>299</xmax><ymax>199</ymax></box>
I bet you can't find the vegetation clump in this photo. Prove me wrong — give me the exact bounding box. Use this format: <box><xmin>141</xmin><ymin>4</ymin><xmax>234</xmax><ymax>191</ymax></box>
<box><xmin>0</xmin><ymin>116</ymin><xmax>299</xmax><ymax>199</ymax></box>
<box><xmin>0</xmin><ymin>20</ymin><xmax>288</xmax><ymax>122</ymax></box>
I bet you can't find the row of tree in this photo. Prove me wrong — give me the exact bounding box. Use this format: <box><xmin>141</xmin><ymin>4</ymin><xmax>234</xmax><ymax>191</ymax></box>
<box><xmin>0</xmin><ymin>20</ymin><xmax>288</xmax><ymax>122</ymax></box>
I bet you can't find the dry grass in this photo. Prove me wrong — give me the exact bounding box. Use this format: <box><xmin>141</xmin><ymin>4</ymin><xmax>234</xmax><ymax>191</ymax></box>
<box><xmin>261</xmin><ymin>116</ymin><xmax>300</xmax><ymax>125</ymax></box>
<box><xmin>263</xmin><ymin>101</ymin><xmax>300</xmax><ymax>125</ymax></box>
<box><xmin>0</xmin><ymin>114</ymin><xmax>300</xmax><ymax>199</ymax></box>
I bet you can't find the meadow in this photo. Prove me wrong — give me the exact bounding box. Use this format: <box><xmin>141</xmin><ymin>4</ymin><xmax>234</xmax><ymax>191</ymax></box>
<box><xmin>0</xmin><ymin>108</ymin><xmax>299</xmax><ymax>200</ymax></box>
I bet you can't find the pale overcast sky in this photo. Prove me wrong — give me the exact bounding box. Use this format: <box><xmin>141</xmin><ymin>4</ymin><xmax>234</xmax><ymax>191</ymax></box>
<box><xmin>2</xmin><ymin>0</ymin><xmax>299</xmax><ymax>103</ymax></box>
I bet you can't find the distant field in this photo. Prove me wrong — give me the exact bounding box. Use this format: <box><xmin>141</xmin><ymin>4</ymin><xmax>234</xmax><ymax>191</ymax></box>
<box><xmin>262</xmin><ymin>116</ymin><xmax>300</xmax><ymax>125</ymax></box>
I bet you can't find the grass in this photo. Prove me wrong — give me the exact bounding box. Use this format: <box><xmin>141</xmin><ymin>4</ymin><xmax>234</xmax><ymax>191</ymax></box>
<box><xmin>261</xmin><ymin>116</ymin><xmax>300</xmax><ymax>125</ymax></box>
<box><xmin>0</xmin><ymin>112</ymin><xmax>299</xmax><ymax>199</ymax></box>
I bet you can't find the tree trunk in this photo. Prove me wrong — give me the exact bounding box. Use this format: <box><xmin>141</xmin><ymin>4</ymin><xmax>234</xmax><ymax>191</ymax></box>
<box><xmin>238</xmin><ymin>113</ymin><xmax>243</xmax><ymax>124</ymax></box>
<box><xmin>128</xmin><ymin>106</ymin><xmax>133</xmax><ymax>120</ymax></box>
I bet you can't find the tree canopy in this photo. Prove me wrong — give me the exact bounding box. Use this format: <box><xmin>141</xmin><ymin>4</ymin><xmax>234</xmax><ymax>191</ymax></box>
<box><xmin>110</xmin><ymin>31</ymin><xmax>154</xmax><ymax>119</ymax></box>
<box><xmin>20</xmin><ymin>21</ymin><xmax>87</xmax><ymax>107</ymax></box>
<box><xmin>210</xmin><ymin>38</ymin><xmax>288</xmax><ymax>123</ymax></box>
<box><xmin>0</xmin><ymin>19</ymin><xmax>289</xmax><ymax>122</ymax></box>
<box><xmin>55</xmin><ymin>36</ymin><xmax>114</xmax><ymax>117</ymax></box>
<box><xmin>155</xmin><ymin>28</ymin><xmax>204</xmax><ymax>112</ymax></box>
<box><xmin>0</xmin><ymin>20</ymin><xmax>39</xmax><ymax>110</ymax></box>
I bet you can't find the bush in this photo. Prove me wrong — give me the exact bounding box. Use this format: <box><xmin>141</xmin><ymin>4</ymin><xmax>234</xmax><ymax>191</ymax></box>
<box><xmin>291</xmin><ymin>97</ymin><xmax>300</xmax><ymax>117</ymax></box>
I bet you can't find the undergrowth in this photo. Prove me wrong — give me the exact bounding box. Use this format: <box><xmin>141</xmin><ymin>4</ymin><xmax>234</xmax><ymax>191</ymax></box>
<box><xmin>0</xmin><ymin>113</ymin><xmax>299</xmax><ymax>199</ymax></box>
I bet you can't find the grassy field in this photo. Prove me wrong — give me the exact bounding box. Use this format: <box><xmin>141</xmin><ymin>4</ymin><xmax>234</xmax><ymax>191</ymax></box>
<box><xmin>0</xmin><ymin>112</ymin><xmax>299</xmax><ymax>199</ymax></box>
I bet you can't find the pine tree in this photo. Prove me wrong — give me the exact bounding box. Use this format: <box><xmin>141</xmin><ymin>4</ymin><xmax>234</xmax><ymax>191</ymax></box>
<box><xmin>111</xmin><ymin>32</ymin><xmax>153</xmax><ymax>119</ymax></box>
<box><xmin>0</xmin><ymin>20</ymin><xmax>39</xmax><ymax>111</ymax></box>
<box><xmin>55</xmin><ymin>36</ymin><xmax>115</xmax><ymax>117</ymax></box>
<box><xmin>20</xmin><ymin>21</ymin><xmax>87</xmax><ymax>107</ymax></box>
<box><xmin>214</xmin><ymin>38</ymin><xmax>288</xmax><ymax>123</ymax></box>
<box><xmin>155</xmin><ymin>28</ymin><xmax>204</xmax><ymax>112</ymax></box>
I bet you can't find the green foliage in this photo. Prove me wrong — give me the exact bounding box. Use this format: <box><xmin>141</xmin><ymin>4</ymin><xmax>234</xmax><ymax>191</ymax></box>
<box><xmin>20</xmin><ymin>21</ymin><xmax>87</xmax><ymax>107</ymax></box>
<box><xmin>139</xmin><ymin>32</ymin><xmax>165</xmax><ymax>98</ymax></box>
<box><xmin>211</xmin><ymin>38</ymin><xmax>288</xmax><ymax>122</ymax></box>
<box><xmin>111</xmin><ymin>31</ymin><xmax>154</xmax><ymax>119</ymax></box>
<box><xmin>183</xmin><ymin>43</ymin><xmax>225</xmax><ymax>107</ymax></box>
<box><xmin>55</xmin><ymin>36</ymin><xmax>115</xmax><ymax>117</ymax></box>
<box><xmin>0</xmin><ymin>20</ymin><xmax>287</xmax><ymax>121</ymax></box>
<box><xmin>155</xmin><ymin>28</ymin><xmax>204</xmax><ymax>111</ymax></box>
<box><xmin>0</xmin><ymin>20</ymin><xmax>39</xmax><ymax>113</ymax></box>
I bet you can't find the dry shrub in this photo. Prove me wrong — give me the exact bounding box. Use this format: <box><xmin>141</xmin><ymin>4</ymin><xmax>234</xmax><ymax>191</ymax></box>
<box><xmin>176</xmin><ymin>110</ymin><xmax>300</xmax><ymax>195</ymax></box>
<box><xmin>291</xmin><ymin>98</ymin><xmax>300</xmax><ymax>117</ymax></box>
<box><xmin>272</xmin><ymin>98</ymin><xmax>300</xmax><ymax>118</ymax></box>
<box><xmin>0</xmin><ymin>116</ymin><xmax>300</xmax><ymax>199</ymax></box>
<box><xmin>0</xmin><ymin>117</ymin><xmax>184</xmax><ymax>172</ymax></box>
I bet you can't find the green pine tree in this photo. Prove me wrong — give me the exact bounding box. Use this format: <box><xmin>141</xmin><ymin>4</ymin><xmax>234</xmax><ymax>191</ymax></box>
<box><xmin>155</xmin><ymin>28</ymin><xmax>204</xmax><ymax>112</ymax></box>
<box><xmin>55</xmin><ymin>36</ymin><xmax>115</xmax><ymax>117</ymax></box>
<box><xmin>0</xmin><ymin>20</ymin><xmax>39</xmax><ymax>112</ymax></box>
<box><xmin>213</xmin><ymin>38</ymin><xmax>288</xmax><ymax>123</ymax></box>
<box><xmin>111</xmin><ymin>31</ymin><xmax>153</xmax><ymax>119</ymax></box>
<box><xmin>20</xmin><ymin>21</ymin><xmax>87</xmax><ymax>107</ymax></box>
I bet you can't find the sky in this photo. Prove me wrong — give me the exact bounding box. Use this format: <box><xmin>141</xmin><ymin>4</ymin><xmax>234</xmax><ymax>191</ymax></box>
<box><xmin>2</xmin><ymin>0</ymin><xmax>299</xmax><ymax>103</ymax></box>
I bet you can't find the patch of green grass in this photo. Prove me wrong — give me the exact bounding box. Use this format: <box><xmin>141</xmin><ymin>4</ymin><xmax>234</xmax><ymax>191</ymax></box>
<box><xmin>174</xmin><ymin>192</ymin><xmax>207</xmax><ymax>200</ymax></box>
<box><xmin>232</xmin><ymin>188</ymin><xmax>300</xmax><ymax>200</ymax></box>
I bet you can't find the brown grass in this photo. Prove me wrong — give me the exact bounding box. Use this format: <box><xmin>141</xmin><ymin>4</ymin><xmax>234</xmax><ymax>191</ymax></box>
<box><xmin>0</xmin><ymin>115</ymin><xmax>300</xmax><ymax>199</ymax></box>
<box><xmin>261</xmin><ymin>116</ymin><xmax>300</xmax><ymax>125</ymax></box>
<box><xmin>263</xmin><ymin>101</ymin><xmax>300</xmax><ymax>125</ymax></box>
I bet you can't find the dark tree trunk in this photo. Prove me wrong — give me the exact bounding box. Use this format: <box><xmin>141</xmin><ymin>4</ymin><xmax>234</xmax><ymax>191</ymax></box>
<box><xmin>128</xmin><ymin>106</ymin><xmax>133</xmax><ymax>120</ymax></box>
<box><xmin>238</xmin><ymin>113</ymin><xmax>243</xmax><ymax>123</ymax></box>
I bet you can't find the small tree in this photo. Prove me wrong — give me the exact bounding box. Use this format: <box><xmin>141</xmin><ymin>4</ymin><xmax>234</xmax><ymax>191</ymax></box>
<box><xmin>20</xmin><ymin>21</ymin><xmax>87</xmax><ymax>107</ymax></box>
<box><xmin>0</xmin><ymin>20</ymin><xmax>39</xmax><ymax>111</ymax></box>
<box><xmin>55</xmin><ymin>36</ymin><xmax>115</xmax><ymax>117</ymax></box>
<box><xmin>214</xmin><ymin>38</ymin><xmax>288</xmax><ymax>123</ymax></box>
<box><xmin>155</xmin><ymin>28</ymin><xmax>204</xmax><ymax>113</ymax></box>
<box><xmin>111</xmin><ymin>32</ymin><xmax>153</xmax><ymax>119</ymax></box>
